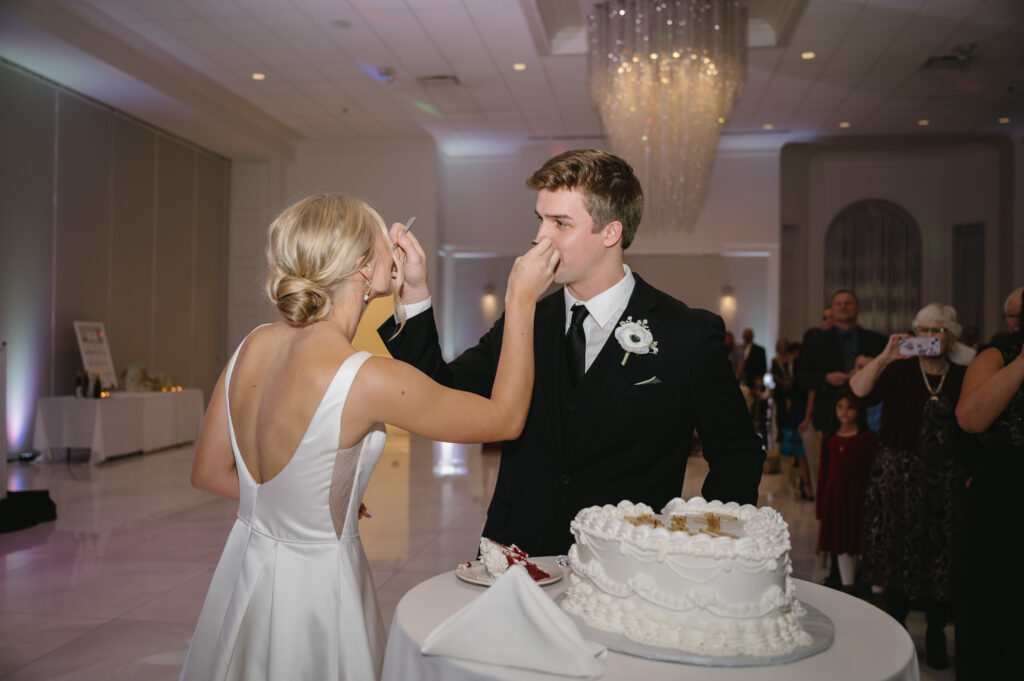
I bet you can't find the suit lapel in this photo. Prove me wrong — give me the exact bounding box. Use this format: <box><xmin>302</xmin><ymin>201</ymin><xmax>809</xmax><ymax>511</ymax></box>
<box><xmin>567</xmin><ymin>275</ymin><xmax>658</xmax><ymax>462</ymax></box>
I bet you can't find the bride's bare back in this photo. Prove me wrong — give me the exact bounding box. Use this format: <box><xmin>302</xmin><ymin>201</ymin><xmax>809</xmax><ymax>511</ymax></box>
<box><xmin>228</xmin><ymin>323</ymin><xmax>362</xmax><ymax>484</ymax></box>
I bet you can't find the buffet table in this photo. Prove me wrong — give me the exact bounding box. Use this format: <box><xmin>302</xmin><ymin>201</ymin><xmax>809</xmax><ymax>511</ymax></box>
<box><xmin>382</xmin><ymin>571</ymin><xmax>918</xmax><ymax>681</ymax></box>
<box><xmin>33</xmin><ymin>389</ymin><xmax>204</xmax><ymax>464</ymax></box>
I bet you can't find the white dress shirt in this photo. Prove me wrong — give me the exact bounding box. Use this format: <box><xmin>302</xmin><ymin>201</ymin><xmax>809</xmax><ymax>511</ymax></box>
<box><xmin>563</xmin><ymin>265</ymin><xmax>635</xmax><ymax>372</ymax></box>
<box><xmin>400</xmin><ymin>264</ymin><xmax>636</xmax><ymax>374</ymax></box>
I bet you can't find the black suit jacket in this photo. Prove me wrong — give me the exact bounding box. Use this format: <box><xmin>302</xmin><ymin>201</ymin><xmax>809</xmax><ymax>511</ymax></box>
<box><xmin>796</xmin><ymin>325</ymin><xmax>887</xmax><ymax>430</ymax></box>
<box><xmin>379</xmin><ymin>274</ymin><xmax>764</xmax><ymax>556</ymax></box>
<box><xmin>740</xmin><ymin>343</ymin><xmax>767</xmax><ymax>387</ymax></box>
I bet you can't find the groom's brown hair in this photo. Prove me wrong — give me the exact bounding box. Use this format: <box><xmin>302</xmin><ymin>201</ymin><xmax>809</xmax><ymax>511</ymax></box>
<box><xmin>526</xmin><ymin>149</ymin><xmax>643</xmax><ymax>249</ymax></box>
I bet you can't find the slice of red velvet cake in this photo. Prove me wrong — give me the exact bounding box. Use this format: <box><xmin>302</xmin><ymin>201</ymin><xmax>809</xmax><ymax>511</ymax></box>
<box><xmin>478</xmin><ymin>537</ymin><xmax>551</xmax><ymax>581</ymax></box>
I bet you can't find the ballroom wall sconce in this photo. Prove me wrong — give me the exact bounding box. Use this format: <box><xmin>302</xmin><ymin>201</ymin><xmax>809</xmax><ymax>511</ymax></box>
<box><xmin>720</xmin><ymin>285</ymin><xmax>737</xmax><ymax>318</ymax></box>
<box><xmin>480</xmin><ymin>283</ymin><xmax>499</xmax><ymax>322</ymax></box>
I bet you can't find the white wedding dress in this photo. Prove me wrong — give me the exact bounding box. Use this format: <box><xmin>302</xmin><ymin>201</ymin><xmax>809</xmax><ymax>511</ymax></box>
<box><xmin>180</xmin><ymin>340</ymin><xmax>386</xmax><ymax>681</ymax></box>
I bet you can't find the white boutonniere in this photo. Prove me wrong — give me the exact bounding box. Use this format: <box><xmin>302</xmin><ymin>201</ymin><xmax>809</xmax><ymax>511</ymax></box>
<box><xmin>614</xmin><ymin>317</ymin><xmax>658</xmax><ymax>365</ymax></box>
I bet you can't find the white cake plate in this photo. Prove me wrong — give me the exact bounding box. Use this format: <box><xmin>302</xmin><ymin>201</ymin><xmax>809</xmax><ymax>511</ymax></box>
<box><xmin>554</xmin><ymin>594</ymin><xmax>834</xmax><ymax>667</ymax></box>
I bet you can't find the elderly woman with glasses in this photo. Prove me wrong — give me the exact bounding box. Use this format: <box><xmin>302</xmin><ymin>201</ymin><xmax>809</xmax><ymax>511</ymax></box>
<box><xmin>848</xmin><ymin>303</ymin><xmax>967</xmax><ymax>671</ymax></box>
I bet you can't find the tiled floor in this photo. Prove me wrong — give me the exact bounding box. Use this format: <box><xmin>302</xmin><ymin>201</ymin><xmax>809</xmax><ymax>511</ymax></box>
<box><xmin>2</xmin><ymin>434</ymin><xmax>953</xmax><ymax>680</ymax></box>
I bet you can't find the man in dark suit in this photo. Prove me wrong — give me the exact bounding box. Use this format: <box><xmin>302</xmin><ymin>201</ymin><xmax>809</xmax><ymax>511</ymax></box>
<box><xmin>797</xmin><ymin>289</ymin><xmax>886</xmax><ymax>434</ymax></box>
<box><xmin>380</xmin><ymin>149</ymin><xmax>764</xmax><ymax>557</ymax></box>
<box><xmin>796</xmin><ymin>289</ymin><xmax>885</xmax><ymax>521</ymax></box>
<box><xmin>737</xmin><ymin>328</ymin><xmax>767</xmax><ymax>389</ymax></box>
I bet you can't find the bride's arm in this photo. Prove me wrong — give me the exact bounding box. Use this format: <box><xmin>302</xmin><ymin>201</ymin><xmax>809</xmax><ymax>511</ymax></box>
<box><xmin>352</xmin><ymin>240</ymin><xmax>558</xmax><ymax>443</ymax></box>
<box><xmin>190</xmin><ymin>367</ymin><xmax>240</xmax><ymax>500</ymax></box>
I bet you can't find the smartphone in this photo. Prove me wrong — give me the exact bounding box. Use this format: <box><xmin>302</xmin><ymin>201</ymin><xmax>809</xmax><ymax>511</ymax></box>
<box><xmin>898</xmin><ymin>336</ymin><xmax>940</xmax><ymax>356</ymax></box>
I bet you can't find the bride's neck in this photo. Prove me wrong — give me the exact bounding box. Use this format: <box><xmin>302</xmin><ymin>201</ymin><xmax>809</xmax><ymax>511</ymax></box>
<box><xmin>327</xmin><ymin>285</ymin><xmax>366</xmax><ymax>342</ymax></box>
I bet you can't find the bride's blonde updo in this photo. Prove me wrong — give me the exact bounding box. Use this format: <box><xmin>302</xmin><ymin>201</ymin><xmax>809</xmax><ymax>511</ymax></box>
<box><xmin>265</xmin><ymin>194</ymin><xmax>403</xmax><ymax>327</ymax></box>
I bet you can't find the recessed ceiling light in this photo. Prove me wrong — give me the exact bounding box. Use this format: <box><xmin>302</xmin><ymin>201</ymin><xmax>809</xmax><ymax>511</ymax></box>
<box><xmin>762</xmin><ymin>123</ymin><xmax>774</xmax><ymax>131</ymax></box>
<box><xmin>251</xmin><ymin>72</ymin><xmax>266</xmax><ymax>81</ymax></box>
<box><xmin>512</xmin><ymin>63</ymin><xmax>526</xmax><ymax>71</ymax></box>
<box><xmin>917</xmin><ymin>119</ymin><xmax>929</xmax><ymax>126</ymax></box>
<box><xmin>800</xmin><ymin>51</ymin><xmax>816</xmax><ymax>60</ymax></box>
<box><xmin>838</xmin><ymin>121</ymin><xmax>851</xmax><ymax>128</ymax></box>
<box><xmin>998</xmin><ymin>116</ymin><xmax>1010</xmax><ymax>124</ymax></box>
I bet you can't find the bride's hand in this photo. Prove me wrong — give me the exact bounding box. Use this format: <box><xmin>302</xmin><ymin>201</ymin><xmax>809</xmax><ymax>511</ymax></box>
<box><xmin>506</xmin><ymin>238</ymin><xmax>559</xmax><ymax>308</ymax></box>
<box><xmin>358</xmin><ymin>503</ymin><xmax>372</xmax><ymax>519</ymax></box>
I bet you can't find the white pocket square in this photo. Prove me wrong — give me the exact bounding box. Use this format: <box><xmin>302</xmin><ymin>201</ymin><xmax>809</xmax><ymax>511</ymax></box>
<box><xmin>634</xmin><ymin>376</ymin><xmax>661</xmax><ymax>386</ymax></box>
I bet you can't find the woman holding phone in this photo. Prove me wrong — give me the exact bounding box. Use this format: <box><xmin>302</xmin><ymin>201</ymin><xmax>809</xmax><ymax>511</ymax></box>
<box><xmin>848</xmin><ymin>303</ymin><xmax>967</xmax><ymax>671</ymax></box>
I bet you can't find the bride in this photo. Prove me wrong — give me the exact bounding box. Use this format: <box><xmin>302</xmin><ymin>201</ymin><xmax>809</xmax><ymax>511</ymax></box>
<box><xmin>180</xmin><ymin>194</ymin><xmax>558</xmax><ymax>681</ymax></box>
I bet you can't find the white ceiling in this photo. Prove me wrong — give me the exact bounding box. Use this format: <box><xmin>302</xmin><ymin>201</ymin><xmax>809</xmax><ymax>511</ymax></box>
<box><xmin>1</xmin><ymin>0</ymin><xmax>1021</xmax><ymax>158</ymax></box>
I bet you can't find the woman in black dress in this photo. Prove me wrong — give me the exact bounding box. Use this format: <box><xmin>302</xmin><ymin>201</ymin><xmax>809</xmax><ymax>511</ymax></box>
<box><xmin>956</xmin><ymin>316</ymin><xmax>1024</xmax><ymax>680</ymax></box>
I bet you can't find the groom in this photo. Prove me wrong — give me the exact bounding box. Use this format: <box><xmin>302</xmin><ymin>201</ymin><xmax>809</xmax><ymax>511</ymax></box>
<box><xmin>380</xmin><ymin>149</ymin><xmax>764</xmax><ymax>556</ymax></box>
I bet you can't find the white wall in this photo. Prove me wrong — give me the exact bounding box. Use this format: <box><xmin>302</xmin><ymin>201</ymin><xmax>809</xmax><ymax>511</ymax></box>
<box><xmin>781</xmin><ymin>138</ymin><xmax>1012</xmax><ymax>341</ymax></box>
<box><xmin>436</xmin><ymin>139</ymin><xmax>783</xmax><ymax>353</ymax></box>
<box><xmin>228</xmin><ymin>137</ymin><xmax>438</xmax><ymax>351</ymax></box>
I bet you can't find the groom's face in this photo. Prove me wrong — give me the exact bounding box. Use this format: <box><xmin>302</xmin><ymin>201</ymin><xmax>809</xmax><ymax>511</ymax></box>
<box><xmin>534</xmin><ymin>187</ymin><xmax>605</xmax><ymax>287</ymax></box>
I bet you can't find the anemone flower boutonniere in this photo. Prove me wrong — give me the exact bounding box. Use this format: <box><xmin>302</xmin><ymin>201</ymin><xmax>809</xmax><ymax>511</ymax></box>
<box><xmin>614</xmin><ymin>317</ymin><xmax>658</xmax><ymax>366</ymax></box>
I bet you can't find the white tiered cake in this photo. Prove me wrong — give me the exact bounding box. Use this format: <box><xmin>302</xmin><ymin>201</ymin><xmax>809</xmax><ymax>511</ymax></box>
<box><xmin>560</xmin><ymin>497</ymin><xmax>812</xmax><ymax>657</ymax></box>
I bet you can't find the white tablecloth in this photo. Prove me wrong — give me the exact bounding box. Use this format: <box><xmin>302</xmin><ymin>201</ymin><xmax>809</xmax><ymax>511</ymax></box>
<box><xmin>33</xmin><ymin>390</ymin><xmax>204</xmax><ymax>464</ymax></box>
<box><xmin>382</xmin><ymin>571</ymin><xmax>918</xmax><ymax>681</ymax></box>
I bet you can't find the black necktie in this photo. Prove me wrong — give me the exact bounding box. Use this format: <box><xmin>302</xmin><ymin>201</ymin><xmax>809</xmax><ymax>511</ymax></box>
<box><xmin>565</xmin><ymin>304</ymin><xmax>589</xmax><ymax>387</ymax></box>
<box><xmin>838</xmin><ymin>330</ymin><xmax>855</xmax><ymax>372</ymax></box>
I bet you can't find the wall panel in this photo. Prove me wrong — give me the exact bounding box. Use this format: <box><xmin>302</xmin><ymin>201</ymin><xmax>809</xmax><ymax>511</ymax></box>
<box><xmin>0</xmin><ymin>65</ymin><xmax>55</xmax><ymax>452</ymax></box>
<box><xmin>109</xmin><ymin>115</ymin><xmax>156</xmax><ymax>378</ymax></box>
<box><xmin>194</xmin><ymin>153</ymin><xmax>229</xmax><ymax>399</ymax></box>
<box><xmin>1</xmin><ymin>60</ymin><xmax>230</xmax><ymax>453</ymax></box>
<box><xmin>152</xmin><ymin>137</ymin><xmax>196</xmax><ymax>386</ymax></box>
<box><xmin>53</xmin><ymin>92</ymin><xmax>112</xmax><ymax>394</ymax></box>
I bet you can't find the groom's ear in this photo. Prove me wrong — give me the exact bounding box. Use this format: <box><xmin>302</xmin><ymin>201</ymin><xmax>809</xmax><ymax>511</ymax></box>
<box><xmin>601</xmin><ymin>221</ymin><xmax>623</xmax><ymax>248</ymax></box>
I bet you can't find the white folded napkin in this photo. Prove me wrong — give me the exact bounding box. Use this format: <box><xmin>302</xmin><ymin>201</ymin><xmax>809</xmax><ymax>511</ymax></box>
<box><xmin>421</xmin><ymin>564</ymin><xmax>605</xmax><ymax>677</ymax></box>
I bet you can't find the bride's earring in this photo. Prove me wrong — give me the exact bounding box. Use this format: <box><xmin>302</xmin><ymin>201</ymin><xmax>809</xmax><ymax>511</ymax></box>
<box><xmin>363</xmin><ymin>281</ymin><xmax>371</xmax><ymax>303</ymax></box>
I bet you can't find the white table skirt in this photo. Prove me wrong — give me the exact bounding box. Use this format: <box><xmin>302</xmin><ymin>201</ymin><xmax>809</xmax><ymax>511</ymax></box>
<box><xmin>382</xmin><ymin>571</ymin><xmax>918</xmax><ymax>681</ymax></box>
<box><xmin>32</xmin><ymin>390</ymin><xmax>204</xmax><ymax>464</ymax></box>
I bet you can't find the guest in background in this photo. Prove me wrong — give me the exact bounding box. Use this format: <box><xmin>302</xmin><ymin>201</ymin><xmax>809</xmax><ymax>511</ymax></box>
<box><xmin>776</xmin><ymin>339</ymin><xmax>813</xmax><ymax>499</ymax></box>
<box><xmin>797</xmin><ymin>289</ymin><xmax>886</xmax><ymax>511</ymax></box>
<box><xmin>771</xmin><ymin>338</ymin><xmax>795</xmax><ymax>436</ymax></box>
<box><xmin>960</xmin><ymin>325</ymin><xmax>979</xmax><ymax>350</ymax></box>
<box><xmin>1001</xmin><ymin>286</ymin><xmax>1021</xmax><ymax>333</ymax></box>
<box><xmin>955</xmin><ymin>306</ymin><xmax>1024</xmax><ymax>680</ymax></box>
<box><xmin>849</xmin><ymin>303</ymin><xmax>967</xmax><ymax>671</ymax></box>
<box><xmin>737</xmin><ymin>328</ymin><xmax>768</xmax><ymax>436</ymax></box>
<box><xmin>816</xmin><ymin>393</ymin><xmax>876</xmax><ymax>593</ymax></box>
<box><xmin>737</xmin><ymin>328</ymin><xmax>767</xmax><ymax>389</ymax></box>
<box><xmin>802</xmin><ymin>306</ymin><xmax>834</xmax><ymax>348</ymax></box>
<box><xmin>724</xmin><ymin>330</ymin><xmax>743</xmax><ymax>376</ymax></box>
<box><xmin>851</xmin><ymin>355</ymin><xmax>882</xmax><ymax>435</ymax></box>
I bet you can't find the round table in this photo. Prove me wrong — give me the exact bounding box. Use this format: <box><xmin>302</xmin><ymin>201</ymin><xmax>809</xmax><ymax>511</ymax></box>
<box><xmin>381</xmin><ymin>570</ymin><xmax>919</xmax><ymax>681</ymax></box>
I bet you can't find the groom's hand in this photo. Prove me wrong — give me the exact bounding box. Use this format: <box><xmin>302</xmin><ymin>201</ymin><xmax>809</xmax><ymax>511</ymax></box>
<box><xmin>389</xmin><ymin>221</ymin><xmax>430</xmax><ymax>305</ymax></box>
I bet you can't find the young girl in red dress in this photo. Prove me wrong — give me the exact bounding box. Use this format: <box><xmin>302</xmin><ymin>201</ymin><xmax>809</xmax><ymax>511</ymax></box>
<box><xmin>817</xmin><ymin>392</ymin><xmax>877</xmax><ymax>590</ymax></box>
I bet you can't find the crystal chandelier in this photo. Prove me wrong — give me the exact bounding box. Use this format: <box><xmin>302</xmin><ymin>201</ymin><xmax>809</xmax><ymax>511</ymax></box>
<box><xmin>588</xmin><ymin>0</ymin><xmax>747</xmax><ymax>233</ymax></box>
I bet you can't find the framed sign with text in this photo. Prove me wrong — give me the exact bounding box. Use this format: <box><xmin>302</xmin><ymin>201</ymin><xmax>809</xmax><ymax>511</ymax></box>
<box><xmin>73</xmin><ymin>321</ymin><xmax>118</xmax><ymax>389</ymax></box>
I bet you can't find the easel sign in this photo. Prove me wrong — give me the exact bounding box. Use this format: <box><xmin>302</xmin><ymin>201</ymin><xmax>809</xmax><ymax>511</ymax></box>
<box><xmin>73</xmin><ymin>321</ymin><xmax>118</xmax><ymax>389</ymax></box>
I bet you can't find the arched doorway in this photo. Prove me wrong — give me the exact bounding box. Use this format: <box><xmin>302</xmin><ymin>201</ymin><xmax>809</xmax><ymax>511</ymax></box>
<box><xmin>824</xmin><ymin>200</ymin><xmax>922</xmax><ymax>334</ymax></box>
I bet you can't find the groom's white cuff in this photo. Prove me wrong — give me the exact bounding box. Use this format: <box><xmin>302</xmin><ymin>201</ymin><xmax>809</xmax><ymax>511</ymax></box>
<box><xmin>397</xmin><ymin>296</ymin><xmax>432</xmax><ymax>322</ymax></box>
